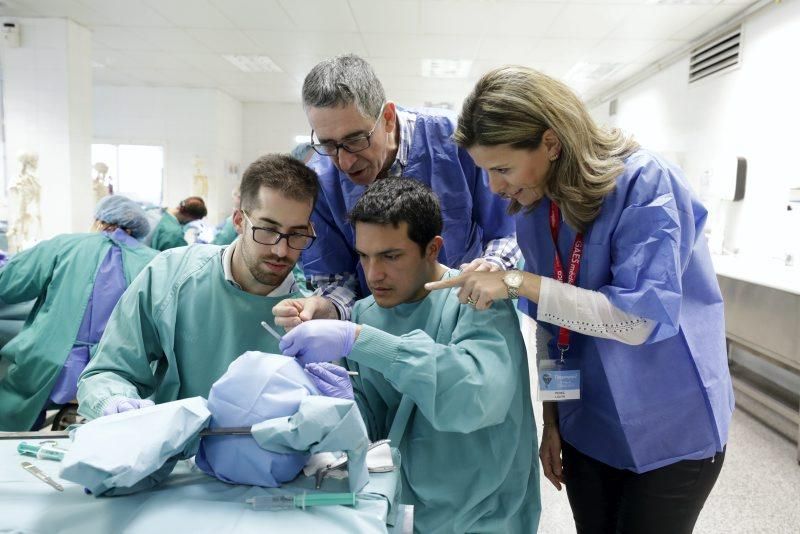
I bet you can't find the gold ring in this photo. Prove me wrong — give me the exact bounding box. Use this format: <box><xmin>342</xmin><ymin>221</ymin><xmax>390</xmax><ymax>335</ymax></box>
<box><xmin>467</xmin><ymin>297</ymin><xmax>477</xmax><ymax>306</ymax></box>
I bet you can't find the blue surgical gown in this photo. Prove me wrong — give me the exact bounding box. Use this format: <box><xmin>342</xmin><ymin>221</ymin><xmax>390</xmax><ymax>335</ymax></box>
<box><xmin>517</xmin><ymin>149</ymin><xmax>734</xmax><ymax>473</ymax></box>
<box><xmin>301</xmin><ymin>108</ymin><xmax>515</xmax><ymax>297</ymax></box>
<box><xmin>77</xmin><ymin>244</ymin><xmax>304</xmax><ymax>419</ymax></box>
<box><xmin>0</xmin><ymin>231</ymin><xmax>156</xmax><ymax>430</ymax></box>
<box><xmin>347</xmin><ymin>269</ymin><xmax>540</xmax><ymax>534</ymax></box>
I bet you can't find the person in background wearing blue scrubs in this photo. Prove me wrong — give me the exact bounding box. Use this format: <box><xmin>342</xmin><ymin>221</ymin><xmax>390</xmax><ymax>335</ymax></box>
<box><xmin>427</xmin><ymin>66</ymin><xmax>734</xmax><ymax>534</ymax></box>
<box><xmin>281</xmin><ymin>178</ymin><xmax>540</xmax><ymax>534</ymax></box>
<box><xmin>150</xmin><ymin>196</ymin><xmax>207</xmax><ymax>251</ymax></box>
<box><xmin>77</xmin><ymin>155</ymin><xmax>318</xmax><ymax>419</ymax></box>
<box><xmin>0</xmin><ymin>195</ymin><xmax>157</xmax><ymax>431</ymax></box>
<box><xmin>272</xmin><ymin>54</ymin><xmax>520</xmax><ymax>328</ymax></box>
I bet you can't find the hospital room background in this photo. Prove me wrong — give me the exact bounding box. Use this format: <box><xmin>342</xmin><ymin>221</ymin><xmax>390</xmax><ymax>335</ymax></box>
<box><xmin>0</xmin><ymin>0</ymin><xmax>797</xmax><ymax>533</ymax></box>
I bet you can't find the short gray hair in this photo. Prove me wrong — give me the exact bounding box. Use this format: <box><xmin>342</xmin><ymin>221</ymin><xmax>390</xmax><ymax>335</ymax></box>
<box><xmin>302</xmin><ymin>54</ymin><xmax>385</xmax><ymax>119</ymax></box>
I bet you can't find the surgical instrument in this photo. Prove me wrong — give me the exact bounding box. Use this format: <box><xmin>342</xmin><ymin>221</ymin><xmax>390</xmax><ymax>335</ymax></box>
<box><xmin>246</xmin><ymin>492</ymin><xmax>357</xmax><ymax>511</ymax></box>
<box><xmin>17</xmin><ymin>441</ymin><xmax>66</xmax><ymax>461</ymax></box>
<box><xmin>260</xmin><ymin>320</ymin><xmax>283</xmax><ymax>341</ymax></box>
<box><xmin>0</xmin><ymin>426</ymin><xmax>253</xmax><ymax>441</ymax></box>
<box><xmin>21</xmin><ymin>461</ymin><xmax>63</xmax><ymax>491</ymax></box>
<box><xmin>315</xmin><ymin>439</ymin><xmax>394</xmax><ymax>489</ymax></box>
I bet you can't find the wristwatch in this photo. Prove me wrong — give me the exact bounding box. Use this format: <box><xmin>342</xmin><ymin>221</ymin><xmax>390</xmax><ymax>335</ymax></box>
<box><xmin>503</xmin><ymin>270</ymin><xmax>524</xmax><ymax>299</ymax></box>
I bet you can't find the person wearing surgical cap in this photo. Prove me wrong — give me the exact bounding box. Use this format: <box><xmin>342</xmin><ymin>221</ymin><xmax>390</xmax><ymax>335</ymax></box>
<box><xmin>0</xmin><ymin>195</ymin><xmax>158</xmax><ymax>431</ymax></box>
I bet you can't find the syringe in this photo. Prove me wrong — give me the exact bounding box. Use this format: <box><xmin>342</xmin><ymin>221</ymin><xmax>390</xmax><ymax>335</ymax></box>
<box><xmin>17</xmin><ymin>441</ymin><xmax>66</xmax><ymax>461</ymax></box>
<box><xmin>246</xmin><ymin>492</ymin><xmax>357</xmax><ymax>511</ymax></box>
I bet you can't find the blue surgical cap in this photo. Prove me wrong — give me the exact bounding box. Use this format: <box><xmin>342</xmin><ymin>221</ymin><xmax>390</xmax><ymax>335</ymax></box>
<box><xmin>195</xmin><ymin>352</ymin><xmax>319</xmax><ymax>487</ymax></box>
<box><xmin>94</xmin><ymin>195</ymin><xmax>150</xmax><ymax>239</ymax></box>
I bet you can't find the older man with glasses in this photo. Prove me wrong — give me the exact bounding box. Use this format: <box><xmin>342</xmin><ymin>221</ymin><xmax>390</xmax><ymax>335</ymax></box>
<box><xmin>77</xmin><ymin>155</ymin><xmax>320</xmax><ymax>419</ymax></box>
<box><xmin>273</xmin><ymin>54</ymin><xmax>520</xmax><ymax>328</ymax></box>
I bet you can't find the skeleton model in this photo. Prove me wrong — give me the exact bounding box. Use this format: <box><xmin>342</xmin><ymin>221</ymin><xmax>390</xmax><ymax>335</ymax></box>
<box><xmin>193</xmin><ymin>157</ymin><xmax>209</xmax><ymax>200</ymax></box>
<box><xmin>92</xmin><ymin>161</ymin><xmax>113</xmax><ymax>204</ymax></box>
<box><xmin>7</xmin><ymin>153</ymin><xmax>43</xmax><ymax>253</ymax></box>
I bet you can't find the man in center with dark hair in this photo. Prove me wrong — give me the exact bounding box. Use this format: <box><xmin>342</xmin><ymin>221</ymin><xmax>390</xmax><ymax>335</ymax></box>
<box><xmin>281</xmin><ymin>178</ymin><xmax>541</xmax><ymax>534</ymax></box>
<box><xmin>77</xmin><ymin>154</ymin><xmax>319</xmax><ymax>418</ymax></box>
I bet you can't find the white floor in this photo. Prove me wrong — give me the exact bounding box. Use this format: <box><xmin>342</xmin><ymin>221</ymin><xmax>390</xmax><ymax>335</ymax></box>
<box><xmin>532</xmin><ymin>403</ymin><xmax>800</xmax><ymax>534</ymax></box>
<box><xmin>519</xmin><ymin>315</ymin><xmax>800</xmax><ymax>534</ymax></box>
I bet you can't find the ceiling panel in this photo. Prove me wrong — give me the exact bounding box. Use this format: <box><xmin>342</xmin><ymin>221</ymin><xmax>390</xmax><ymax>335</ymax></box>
<box><xmin>478</xmin><ymin>36</ymin><xmax>540</xmax><ymax>63</ymax></box>
<box><xmin>546</xmin><ymin>4</ymin><xmax>628</xmax><ymax>39</ymax></box>
<box><xmin>278</xmin><ymin>0</ymin><xmax>359</xmax><ymax>32</ymax></box>
<box><xmin>673</xmin><ymin>4</ymin><xmax>745</xmax><ymax>41</ymax></box>
<box><xmin>246</xmin><ymin>30</ymin><xmax>367</xmax><ymax>57</ymax></box>
<box><xmin>175</xmin><ymin>53</ymin><xmax>250</xmax><ymax>75</ymax></box>
<box><xmin>612</xmin><ymin>4</ymin><xmax>716</xmax><ymax>40</ymax></box>
<box><xmin>185</xmin><ymin>29</ymin><xmax>262</xmax><ymax>54</ymax></box>
<box><xmin>362</xmin><ymin>33</ymin><xmax>481</xmax><ymax>59</ymax></box>
<box><xmin>207</xmin><ymin>0</ymin><xmax>294</xmax><ymax>30</ymax></box>
<box><xmin>107</xmin><ymin>51</ymin><xmax>195</xmax><ymax>71</ymax></box>
<box><xmin>145</xmin><ymin>0</ymin><xmax>235</xmax><ymax>29</ymax></box>
<box><xmin>348</xmin><ymin>0</ymin><xmax>420</xmax><ymax>34</ymax></box>
<box><xmin>420</xmin><ymin>1</ymin><xmax>564</xmax><ymax>37</ymax></box>
<box><xmin>528</xmin><ymin>38</ymin><xmax>601</xmax><ymax>63</ymax></box>
<box><xmin>418</xmin><ymin>1</ymin><xmax>494</xmax><ymax>35</ymax></box>
<box><xmin>0</xmin><ymin>0</ymin><xmax>764</xmax><ymax>104</ymax></box>
<box><xmin>132</xmin><ymin>28</ymin><xmax>208</xmax><ymax>53</ymax></box>
<box><xmin>77</xmin><ymin>0</ymin><xmax>172</xmax><ymax>27</ymax></box>
<box><xmin>584</xmin><ymin>38</ymin><xmax>663</xmax><ymax>64</ymax></box>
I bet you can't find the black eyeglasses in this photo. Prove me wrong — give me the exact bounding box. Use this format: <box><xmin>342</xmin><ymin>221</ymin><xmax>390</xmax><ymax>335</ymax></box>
<box><xmin>241</xmin><ymin>211</ymin><xmax>316</xmax><ymax>250</ymax></box>
<box><xmin>309</xmin><ymin>104</ymin><xmax>385</xmax><ymax>157</ymax></box>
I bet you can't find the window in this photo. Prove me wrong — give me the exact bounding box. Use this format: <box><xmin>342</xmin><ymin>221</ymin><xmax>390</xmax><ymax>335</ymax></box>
<box><xmin>91</xmin><ymin>144</ymin><xmax>164</xmax><ymax>206</ymax></box>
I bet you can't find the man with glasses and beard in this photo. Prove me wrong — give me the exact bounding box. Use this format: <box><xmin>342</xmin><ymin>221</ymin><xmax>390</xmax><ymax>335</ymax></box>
<box><xmin>77</xmin><ymin>155</ymin><xmax>320</xmax><ymax>418</ymax></box>
<box><xmin>273</xmin><ymin>54</ymin><xmax>519</xmax><ymax>328</ymax></box>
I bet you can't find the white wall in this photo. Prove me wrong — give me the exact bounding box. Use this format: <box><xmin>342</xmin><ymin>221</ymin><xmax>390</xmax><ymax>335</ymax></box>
<box><xmin>93</xmin><ymin>86</ymin><xmax>242</xmax><ymax>224</ymax></box>
<box><xmin>1</xmin><ymin>17</ymin><xmax>93</xmax><ymax>240</ymax></box>
<box><xmin>589</xmin><ymin>1</ymin><xmax>800</xmax><ymax>263</ymax></box>
<box><xmin>242</xmin><ymin>102</ymin><xmax>309</xmax><ymax>167</ymax></box>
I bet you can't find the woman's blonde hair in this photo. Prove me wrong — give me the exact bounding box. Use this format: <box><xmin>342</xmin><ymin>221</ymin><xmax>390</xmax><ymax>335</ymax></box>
<box><xmin>455</xmin><ymin>66</ymin><xmax>639</xmax><ymax>232</ymax></box>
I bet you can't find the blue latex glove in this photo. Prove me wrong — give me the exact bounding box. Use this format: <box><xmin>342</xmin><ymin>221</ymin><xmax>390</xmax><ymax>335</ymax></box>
<box><xmin>279</xmin><ymin>319</ymin><xmax>358</xmax><ymax>365</ymax></box>
<box><xmin>304</xmin><ymin>363</ymin><xmax>354</xmax><ymax>400</ymax></box>
<box><xmin>102</xmin><ymin>397</ymin><xmax>155</xmax><ymax>416</ymax></box>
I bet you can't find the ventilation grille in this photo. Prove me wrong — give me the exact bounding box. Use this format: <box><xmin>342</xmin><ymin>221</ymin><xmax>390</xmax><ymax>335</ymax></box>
<box><xmin>689</xmin><ymin>27</ymin><xmax>741</xmax><ymax>84</ymax></box>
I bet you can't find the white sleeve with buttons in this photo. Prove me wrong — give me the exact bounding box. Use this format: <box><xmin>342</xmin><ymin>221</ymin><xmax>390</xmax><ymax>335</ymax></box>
<box><xmin>536</xmin><ymin>276</ymin><xmax>656</xmax><ymax>345</ymax></box>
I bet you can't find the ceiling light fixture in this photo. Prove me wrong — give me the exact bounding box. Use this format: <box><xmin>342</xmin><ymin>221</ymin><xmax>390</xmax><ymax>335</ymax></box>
<box><xmin>421</xmin><ymin>59</ymin><xmax>472</xmax><ymax>79</ymax></box>
<box><xmin>223</xmin><ymin>55</ymin><xmax>283</xmax><ymax>73</ymax></box>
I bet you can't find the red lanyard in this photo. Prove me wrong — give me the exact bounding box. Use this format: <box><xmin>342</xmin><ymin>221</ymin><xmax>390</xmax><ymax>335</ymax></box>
<box><xmin>549</xmin><ymin>202</ymin><xmax>584</xmax><ymax>359</ymax></box>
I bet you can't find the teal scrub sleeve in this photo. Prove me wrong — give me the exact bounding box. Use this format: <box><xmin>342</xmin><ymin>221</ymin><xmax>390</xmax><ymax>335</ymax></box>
<box><xmin>347</xmin><ymin>362</ymin><xmax>389</xmax><ymax>441</ymax></box>
<box><xmin>0</xmin><ymin>238</ymin><xmax>61</xmax><ymax>303</ymax></box>
<box><xmin>347</xmin><ymin>303</ymin><xmax>519</xmax><ymax>433</ymax></box>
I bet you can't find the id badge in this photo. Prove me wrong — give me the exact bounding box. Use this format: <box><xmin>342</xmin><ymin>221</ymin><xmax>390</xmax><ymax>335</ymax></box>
<box><xmin>537</xmin><ymin>358</ymin><xmax>581</xmax><ymax>401</ymax></box>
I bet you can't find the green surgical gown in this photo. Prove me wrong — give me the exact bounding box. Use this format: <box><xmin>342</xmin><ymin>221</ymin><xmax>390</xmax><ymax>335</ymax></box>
<box><xmin>212</xmin><ymin>216</ymin><xmax>238</xmax><ymax>245</ymax></box>
<box><xmin>150</xmin><ymin>211</ymin><xmax>187</xmax><ymax>251</ymax></box>
<box><xmin>78</xmin><ymin>244</ymin><xmax>303</xmax><ymax>419</ymax></box>
<box><xmin>0</xmin><ymin>233</ymin><xmax>157</xmax><ymax>430</ymax></box>
<box><xmin>348</xmin><ymin>269</ymin><xmax>541</xmax><ymax>534</ymax></box>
